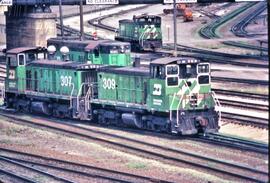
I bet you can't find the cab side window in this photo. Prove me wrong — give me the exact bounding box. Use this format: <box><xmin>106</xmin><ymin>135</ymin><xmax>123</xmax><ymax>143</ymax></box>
<box><xmin>18</xmin><ymin>54</ymin><xmax>25</xmax><ymax>66</ymax></box>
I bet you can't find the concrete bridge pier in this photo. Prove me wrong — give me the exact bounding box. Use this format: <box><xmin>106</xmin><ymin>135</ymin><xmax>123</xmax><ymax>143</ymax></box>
<box><xmin>5</xmin><ymin>5</ymin><xmax>57</xmax><ymax>50</ymax></box>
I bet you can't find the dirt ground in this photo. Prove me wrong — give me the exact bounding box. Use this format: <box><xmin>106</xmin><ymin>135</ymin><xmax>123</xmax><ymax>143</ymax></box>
<box><xmin>0</xmin><ymin>118</ymin><xmax>242</xmax><ymax>183</ymax></box>
<box><xmin>219</xmin><ymin>121</ymin><xmax>268</xmax><ymax>143</ymax></box>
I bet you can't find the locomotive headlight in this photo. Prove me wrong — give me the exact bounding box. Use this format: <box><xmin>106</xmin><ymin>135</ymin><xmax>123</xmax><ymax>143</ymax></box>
<box><xmin>60</xmin><ymin>46</ymin><xmax>69</xmax><ymax>55</ymax></box>
<box><xmin>47</xmin><ymin>45</ymin><xmax>56</xmax><ymax>54</ymax></box>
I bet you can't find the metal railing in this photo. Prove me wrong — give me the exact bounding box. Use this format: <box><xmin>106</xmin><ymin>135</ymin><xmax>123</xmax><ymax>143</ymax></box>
<box><xmin>211</xmin><ymin>91</ymin><xmax>222</xmax><ymax>123</ymax></box>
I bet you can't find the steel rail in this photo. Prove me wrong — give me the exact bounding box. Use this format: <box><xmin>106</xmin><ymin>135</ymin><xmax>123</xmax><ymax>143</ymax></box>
<box><xmin>0</xmin><ymin>147</ymin><xmax>172</xmax><ymax>183</ymax></box>
<box><xmin>0</xmin><ymin>155</ymin><xmax>159</xmax><ymax>183</ymax></box>
<box><xmin>194</xmin><ymin>133</ymin><xmax>268</xmax><ymax>154</ymax></box>
<box><xmin>0</xmin><ymin>169</ymin><xmax>38</xmax><ymax>183</ymax></box>
<box><xmin>0</xmin><ymin>111</ymin><xmax>268</xmax><ymax>182</ymax></box>
<box><xmin>199</xmin><ymin>2</ymin><xmax>268</xmax><ymax>54</ymax></box>
<box><xmin>85</xmin><ymin>7</ymin><xmax>268</xmax><ymax>64</ymax></box>
<box><xmin>211</xmin><ymin>76</ymin><xmax>269</xmax><ymax>85</ymax></box>
<box><xmin>218</xmin><ymin>98</ymin><xmax>268</xmax><ymax>112</ymax></box>
<box><xmin>212</xmin><ymin>88</ymin><xmax>268</xmax><ymax>100</ymax></box>
<box><xmin>0</xmin><ymin>156</ymin><xmax>76</xmax><ymax>183</ymax></box>
<box><xmin>230</xmin><ymin>3</ymin><xmax>267</xmax><ymax>38</ymax></box>
<box><xmin>221</xmin><ymin>112</ymin><xmax>268</xmax><ymax>129</ymax></box>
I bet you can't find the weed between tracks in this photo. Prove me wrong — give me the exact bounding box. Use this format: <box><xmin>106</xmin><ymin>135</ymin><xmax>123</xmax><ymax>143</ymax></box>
<box><xmin>0</xmin><ymin>117</ymin><xmax>234</xmax><ymax>183</ymax></box>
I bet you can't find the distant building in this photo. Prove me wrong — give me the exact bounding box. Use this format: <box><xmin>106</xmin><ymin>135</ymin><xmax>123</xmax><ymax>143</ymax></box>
<box><xmin>0</xmin><ymin>6</ymin><xmax>6</xmax><ymax>44</ymax></box>
<box><xmin>0</xmin><ymin>6</ymin><xmax>7</xmax><ymax>13</ymax></box>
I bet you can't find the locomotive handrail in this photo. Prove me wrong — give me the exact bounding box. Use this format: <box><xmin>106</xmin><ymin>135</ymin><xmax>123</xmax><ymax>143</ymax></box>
<box><xmin>69</xmin><ymin>83</ymin><xmax>75</xmax><ymax>108</ymax></box>
<box><xmin>76</xmin><ymin>82</ymin><xmax>91</xmax><ymax>111</ymax></box>
<box><xmin>211</xmin><ymin>91</ymin><xmax>222</xmax><ymax>123</ymax></box>
<box><xmin>85</xmin><ymin>85</ymin><xmax>92</xmax><ymax>113</ymax></box>
<box><xmin>169</xmin><ymin>93</ymin><xmax>177</xmax><ymax>121</ymax></box>
<box><xmin>176</xmin><ymin>95</ymin><xmax>184</xmax><ymax>127</ymax></box>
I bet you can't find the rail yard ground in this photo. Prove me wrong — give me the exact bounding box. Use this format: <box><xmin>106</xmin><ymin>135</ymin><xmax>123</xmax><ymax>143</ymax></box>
<box><xmin>0</xmin><ymin>113</ymin><xmax>268</xmax><ymax>182</ymax></box>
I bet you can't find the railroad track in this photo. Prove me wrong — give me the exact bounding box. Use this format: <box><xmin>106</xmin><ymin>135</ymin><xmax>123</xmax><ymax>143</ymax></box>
<box><xmin>193</xmin><ymin>133</ymin><xmax>268</xmax><ymax>154</ymax></box>
<box><xmin>0</xmin><ymin>169</ymin><xmax>39</xmax><ymax>183</ymax></box>
<box><xmin>211</xmin><ymin>76</ymin><xmax>268</xmax><ymax>85</ymax></box>
<box><xmin>230</xmin><ymin>2</ymin><xmax>267</xmax><ymax>38</ymax></box>
<box><xmin>0</xmin><ymin>148</ymin><xmax>168</xmax><ymax>183</ymax></box>
<box><xmin>88</xmin><ymin>4</ymin><xmax>152</xmax><ymax>32</ymax></box>
<box><xmin>218</xmin><ymin>98</ymin><xmax>268</xmax><ymax>112</ymax></box>
<box><xmin>221</xmin><ymin>112</ymin><xmax>268</xmax><ymax>129</ymax></box>
<box><xmin>199</xmin><ymin>2</ymin><xmax>268</xmax><ymax>55</ymax></box>
<box><xmin>0</xmin><ymin>111</ymin><xmax>268</xmax><ymax>182</ymax></box>
<box><xmin>0</xmin><ymin>155</ymin><xmax>76</xmax><ymax>183</ymax></box>
<box><xmin>213</xmin><ymin>88</ymin><xmax>268</xmax><ymax>100</ymax></box>
<box><xmin>199</xmin><ymin>2</ymin><xmax>256</xmax><ymax>39</ymax></box>
<box><xmin>88</xmin><ymin>6</ymin><xmax>268</xmax><ymax>66</ymax></box>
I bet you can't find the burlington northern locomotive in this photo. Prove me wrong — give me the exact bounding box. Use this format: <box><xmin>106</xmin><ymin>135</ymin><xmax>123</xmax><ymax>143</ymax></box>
<box><xmin>47</xmin><ymin>38</ymin><xmax>132</xmax><ymax>66</ymax></box>
<box><xmin>115</xmin><ymin>14</ymin><xmax>163</xmax><ymax>51</ymax></box>
<box><xmin>4</xmin><ymin>43</ymin><xmax>219</xmax><ymax>135</ymax></box>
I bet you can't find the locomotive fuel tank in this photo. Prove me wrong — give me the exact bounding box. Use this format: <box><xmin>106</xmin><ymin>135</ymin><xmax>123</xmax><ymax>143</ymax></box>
<box><xmin>31</xmin><ymin>101</ymin><xmax>51</xmax><ymax>115</ymax></box>
<box><xmin>122</xmin><ymin>113</ymin><xmax>142</xmax><ymax>128</ymax></box>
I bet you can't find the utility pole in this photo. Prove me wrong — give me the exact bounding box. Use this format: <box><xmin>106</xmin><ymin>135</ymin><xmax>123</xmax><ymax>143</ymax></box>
<box><xmin>79</xmin><ymin>0</ymin><xmax>84</xmax><ymax>41</ymax></box>
<box><xmin>59</xmin><ymin>0</ymin><xmax>64</xmax><ymax>39</ymax></box>
<box><xmin>173</xmin><ymin>0</ymin><xmax>177</xmax><ymax>57</ymax></box>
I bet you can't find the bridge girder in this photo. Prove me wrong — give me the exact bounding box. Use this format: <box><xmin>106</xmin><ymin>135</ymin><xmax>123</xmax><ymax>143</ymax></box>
<box><xmin>11</xmin><ymin>0</ymin><xmax>245</xmax><ymax>6</ymax></box>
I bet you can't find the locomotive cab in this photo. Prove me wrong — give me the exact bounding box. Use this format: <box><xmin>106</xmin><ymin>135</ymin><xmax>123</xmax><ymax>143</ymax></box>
<box><xmin>149</xmin><ymin>57</ymin><xmax>219</xmax><ymax>135</ymax></box>
<box><xmin>86</xmin><ymin>41</ymin><xmax>131</xmax><ymax>66</ymax></box>
<box><xmin>115</xmin><ymin>14</ymin><xmax>162</xmax><ymax>51</ymax></box>
<box><xmin>5</xmin><ymin>47</ymin><xmax>47</xmax><ymax>93</ymax></box>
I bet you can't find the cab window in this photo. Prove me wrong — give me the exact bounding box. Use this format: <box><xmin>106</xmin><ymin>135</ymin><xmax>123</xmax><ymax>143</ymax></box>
<box><xmin>198</xmin><ymin>75</ymin><xmax>210</xmax><ymax>84</ymax></box>
<box><xmin>7</xmin><ymin>56</ymin><xmax>17</xmax><ymax>67</ymax></box>
<box><xmin>152</xmin><ymin>65</ymin><xmax>165</xmax><ymax>79</ymax></box>
<box><xmin>110</xmin><ymin>46</ymin><xmax>119</xmax><ymax>54</ymax></box>
<box><xmin>18</xmin><ymin>54</ymin><xmax>25</xmax><ymax>66</ymax></box>
<box><xmin>166</xmin><ymin>65</ymin><xmax>179</xmax><ymax>75</ymax></box>
<box><xmin>179</xmin><ymin>64</ymin><xmax>197</xmax><ymax>78</ymax></box>
<box><xmin>167</xmin><ymin>77</ymin><xmax>179</xmax><ymax>86</ymax></box>
<box><xmin>197</xmin><ymin>63</ymin><xmax>210</xmax><ymax>74</ymax></box>
<box><xmin>28</xmin><ymin>53</ymin><xmax>36</xmax><ymax>62</ymax></box>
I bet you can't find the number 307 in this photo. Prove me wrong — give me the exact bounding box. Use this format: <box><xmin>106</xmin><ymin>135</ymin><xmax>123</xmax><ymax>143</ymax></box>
<box><xmin>61</xmin><ymin>76</ymin><xmax>72</xmax><ymax>87</ymax></box>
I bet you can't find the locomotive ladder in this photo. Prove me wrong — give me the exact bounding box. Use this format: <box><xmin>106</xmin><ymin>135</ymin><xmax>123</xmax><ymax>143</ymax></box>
<box><xmin>211</xmin><ymin>91</ymin><xmax>222</xmax><ymax>123</ymax></box>
<box><xmin>76</xmin><ymin>83</ymin><xmax>92</xmax><ymax>120</ymax></box>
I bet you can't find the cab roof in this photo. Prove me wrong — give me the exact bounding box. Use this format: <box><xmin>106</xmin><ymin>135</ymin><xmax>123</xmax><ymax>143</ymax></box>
<box><xmin>27</xmin><ymin>59</ymin><xmax>103</xmax><ymax>70</ymax></box>
<box><xmin>7</xmin><ymin>47</ymin><xmax>41</xmax><ymax>54</ymax></box>
<box><xmin>151</xmin><ymin>57</ymin><xmax>200</xmax><ymax>65</ymax></box>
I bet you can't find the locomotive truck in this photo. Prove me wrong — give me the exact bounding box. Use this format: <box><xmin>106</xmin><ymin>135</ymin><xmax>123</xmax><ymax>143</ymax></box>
<box><xmin>4</xmin><ymin>44</ymin><xmax>219</xmax><ymax>135</ymax></box>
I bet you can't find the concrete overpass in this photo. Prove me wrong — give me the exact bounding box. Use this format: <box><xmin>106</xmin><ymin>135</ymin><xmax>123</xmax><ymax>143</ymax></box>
<box><xmin>9</xmin><ymin>0</ymin><xmax>250</xmax><ymax>6</ymax></box>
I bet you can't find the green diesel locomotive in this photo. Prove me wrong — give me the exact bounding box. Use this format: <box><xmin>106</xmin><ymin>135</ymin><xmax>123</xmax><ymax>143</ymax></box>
<box><xmin>47</xmin><ymin>38</ymin><xmax>132</xmax><ymax>66</ymax></box>
<box><xmin>4</xmin><ymin>45</ymin><xmax>219</xmax><ymax>135</ymax></box>
<box><xmin>115</xmin><ymin>15</ymin><xmax>163</xmax><ymax>51</ymax></box>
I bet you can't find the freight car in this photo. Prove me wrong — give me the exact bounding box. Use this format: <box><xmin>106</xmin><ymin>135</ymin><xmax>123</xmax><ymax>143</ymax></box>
<box><xmin>4</xmin><ymin>46</ymin><xmax>219</xmax><ymax>135</ymax></box>
<box><xmin>115</xmin><ymin>14</ymin><xmax>162</xmax><ymax>51</ymax></box>
<box><xmin>47</xmin><ymin>38</ymin><xmax>132</xmax><ymax>66</ymax></box>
